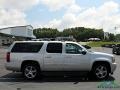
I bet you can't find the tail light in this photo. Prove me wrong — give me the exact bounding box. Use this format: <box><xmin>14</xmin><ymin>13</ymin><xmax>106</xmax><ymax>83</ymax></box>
<box><xmin>6</xmin><ymin>52</ymin><xmax>10</xmax><ymax>62</ymax></box>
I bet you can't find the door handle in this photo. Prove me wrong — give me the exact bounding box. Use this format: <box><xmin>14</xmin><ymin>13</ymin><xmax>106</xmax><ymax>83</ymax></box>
<box><xmin>65</xmin><ymin>56</ymin><xmax>72</xmax><ymax>58</ymax></box>
<box><xmin>45</xmin><ymin>56</ymin><xmax>52</xmax><ymax>58</ymax></box>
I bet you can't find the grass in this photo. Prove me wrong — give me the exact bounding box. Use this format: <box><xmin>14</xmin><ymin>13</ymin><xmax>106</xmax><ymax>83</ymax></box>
<box><xmin>87</xmin><ymin>41</ymin><xmax>120</xmax><ymax>47</ymax></box>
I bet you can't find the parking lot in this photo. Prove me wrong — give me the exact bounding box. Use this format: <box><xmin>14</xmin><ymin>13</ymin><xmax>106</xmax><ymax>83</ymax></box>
<box><xmin>0</xmin><ymin>47</ymin><xmax>120</xmax><ymax>90</ymax></box>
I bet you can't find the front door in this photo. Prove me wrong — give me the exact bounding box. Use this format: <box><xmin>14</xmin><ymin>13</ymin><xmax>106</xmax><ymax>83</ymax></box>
<box><xmin>63</xmin><ymin>43</ymin><xmax>90</xmax><ymax>71</ymax></box>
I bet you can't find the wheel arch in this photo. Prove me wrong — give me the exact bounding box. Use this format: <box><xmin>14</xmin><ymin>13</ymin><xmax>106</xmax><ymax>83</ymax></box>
<box><xmin>91</xmin><ymin>61</ymin><xmax>111</xmax><ymax>73</ymax></box>
<box><xmin>21</xmin><ymin>60</ymin><xmax>41</xmax><ymax>72</ymax></box>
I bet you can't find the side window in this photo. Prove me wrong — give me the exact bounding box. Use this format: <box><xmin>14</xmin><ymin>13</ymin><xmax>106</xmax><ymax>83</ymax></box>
<box><xmin>66</xmin><ymin>43</ymin><xmax>82</xmax><ymax>54</ymax></box>
<box><xmin>46</xmin><ymin>43</ymin><xmax>62</xmax><ymax>53</ymax></box>
<box><xmin>11</xmin><ymin>42</ymin><xmax>43</xmax><ymax>53</ymax></box>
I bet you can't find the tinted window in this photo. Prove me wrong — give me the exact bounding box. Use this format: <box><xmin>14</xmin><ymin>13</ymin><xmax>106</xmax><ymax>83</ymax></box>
<box><xmin>46</xmin><ymin>43</ymin><xmax>62</xmax><ymax>53</ymax></box>
<box><xmin>11</xmin><ymin>42</ymin><xmax>43</xmax><ymax>53</ymax></box>
<box><xmin>66</xmin><ymin>43</ymin><xmax>82</xmax><ymax>54</ymax></box>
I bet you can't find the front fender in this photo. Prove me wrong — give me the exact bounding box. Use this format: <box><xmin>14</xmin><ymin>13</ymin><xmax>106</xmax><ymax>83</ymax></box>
<box><xmin>90</xmin><ymin>57</ymin><xmax>111</xmax><ymax>70</ymax></box>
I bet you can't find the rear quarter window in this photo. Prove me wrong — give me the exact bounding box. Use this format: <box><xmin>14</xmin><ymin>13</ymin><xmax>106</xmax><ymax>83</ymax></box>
<box><xmin>46</xmin><ymin>43</ymin><xmax>62</xmax><ymax>53</ymax></box>
<box><xmin>11</xmin><ymin>42</ymin><xmax>43</xmax><ymax>53</ymax></box>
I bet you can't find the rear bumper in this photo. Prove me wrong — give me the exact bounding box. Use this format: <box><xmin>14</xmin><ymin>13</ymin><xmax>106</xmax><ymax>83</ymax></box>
<box><xmin>111</xmin><ymin>63</ymin><xmax>117</xmax><ymax>74</ymax></box>
<box><xmin>5</xmin><ymin>62</ymin><xmax>21</xmax><ymax>72</ymax></box>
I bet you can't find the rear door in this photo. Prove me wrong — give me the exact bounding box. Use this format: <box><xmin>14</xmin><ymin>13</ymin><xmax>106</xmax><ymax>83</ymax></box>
<box><xmin>43</xmin><ymin>42</ymin><xmax>64</xmax><ymax>71</ymax></box>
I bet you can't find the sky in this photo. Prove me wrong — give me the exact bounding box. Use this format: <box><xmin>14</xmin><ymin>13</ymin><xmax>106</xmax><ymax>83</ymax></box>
<box><xmin>0</xmin><ymin>0</ymin><xmax>120</xmax><ymax>33</ymax></box>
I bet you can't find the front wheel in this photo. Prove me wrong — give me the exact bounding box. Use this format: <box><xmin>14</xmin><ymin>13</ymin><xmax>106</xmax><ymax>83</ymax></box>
<box><xmin>22</xmin><ymin>64</ymin><xmax>40</xmax><ymax>80</ymax></box>
<box><xmin>116</xmin><ymin>51</ymin><xmax>120</xmax><ymax>55</ymax></box>
<box><xmin>112</xmin><ymin>50</ymin><xmax>115</xmax><ymax>54</ymax></box>
<box><xmin>92</xmin><ymin>64</ymin><xmax>109</xmax><ymax>80</ymax></box>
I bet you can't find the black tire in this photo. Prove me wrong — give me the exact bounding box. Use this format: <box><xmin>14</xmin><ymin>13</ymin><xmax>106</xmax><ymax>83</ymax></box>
<box><xmin>112</xmin><ymin>48</ymin><xmax>116</xmax><ymax>54</ymax></box>
<box><xmin>22</xmin><ymin>64</ymin><xmax>40</xmax><ymax>80</ymax></box>
<box><xmin>112</xmin><ymin>50</ymin><xmax>115</xmax><ymax>54</ymax></box>
<box><xmin>92</xmin><ymin>63</ymin><xmax>110</xmax><ymax>80</ymax></box>
<box><xmin>112</xmin><ymin>51</ymin><xmax>115</xmax><ymax>54</ymax></box>
<box><xmin>116</xmin><ymin>51</ymin><xmax>120</xmax><ymax>55</ymax></box>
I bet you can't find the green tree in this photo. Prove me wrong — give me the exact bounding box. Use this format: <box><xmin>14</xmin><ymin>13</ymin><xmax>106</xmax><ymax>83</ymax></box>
<box><xmin>33</xmin><ymin>27</ymin><xmax>104</xmax><ymax>41</ymax></box>
<box><xmin>108</xmin><ymin>33</ymin><xmax>115</xmax><ymax>41</ymax></box>
<box><xmin>115</xmin><ymin>34</ymin><xmax>120</xmax><ymax>41</ymax></box>
<box><xmin>33</xmin><ymin>28</ymin><xmax>59</xmax><ymax>38</ymax></box>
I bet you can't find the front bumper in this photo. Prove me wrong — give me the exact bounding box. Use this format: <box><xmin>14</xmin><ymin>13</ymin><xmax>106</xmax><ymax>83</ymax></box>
<box><xmin>111</xmin><ymin>63</ymin><xmax>117</xmax><ymax>74</ymax></box>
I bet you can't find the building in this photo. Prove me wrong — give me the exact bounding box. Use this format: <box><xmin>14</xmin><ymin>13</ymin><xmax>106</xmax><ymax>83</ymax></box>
<box><xmin>0</xmin><ymin>25</ymin><xmax>36</xmax><ymax>46</ymax></box>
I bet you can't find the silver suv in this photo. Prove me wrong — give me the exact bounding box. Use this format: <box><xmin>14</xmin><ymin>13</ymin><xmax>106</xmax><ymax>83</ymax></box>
<box><xmin>5</xmin><ymin>41</ymin><xmax>117</xmax><ymax>80</ymax></box>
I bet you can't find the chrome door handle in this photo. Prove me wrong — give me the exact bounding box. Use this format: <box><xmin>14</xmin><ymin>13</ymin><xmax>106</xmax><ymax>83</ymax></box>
<box><xmin>45</xmin><ymin>56</ymin><xmax>51</xmax><ymax>58</ymax></box>
<box><xmin>66</xmin><ymin>56</ymin><xmax>72</xmax><ymax>58</ymax></box>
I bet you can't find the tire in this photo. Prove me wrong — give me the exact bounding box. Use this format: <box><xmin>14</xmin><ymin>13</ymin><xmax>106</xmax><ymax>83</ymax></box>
<box><xmin>112</xmin><ymin>50</ymin><xmax>115</xmax><ymax>54</ymax></box>
<box><xmin>116</xmin><ymin>51</ymin><xmax>120</xmax><ymax>55</ymax></box>
<box><xmin>92</xmin><ymin>63</ymin><xmax>110</xmax><ymax>80</ymax></box>
<box><xmin>22</xmin><ymin>64</ymin><xmax>40</xmax><ymax>80</ymax></box>
<box><xmin>112</xmin><ymin>51</ymin><xmax>115</xmax><ymax>54</ymax></box>
<box><xmin>112</xmin><ymin>48</ymin><xmax>116</xmax><ymax>54</ymax></box>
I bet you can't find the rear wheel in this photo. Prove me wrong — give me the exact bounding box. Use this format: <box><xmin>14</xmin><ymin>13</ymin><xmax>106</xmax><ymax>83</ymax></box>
<box><xmin>112</xmin><ymin>48</ymin><xmax>116</xmax><ymax>54</ymax></box>
<box><xmin>22</xmin><ymin>64</ymin><xmax>40</xmax><ymax>79</ymax></box>
<box><xmin>92</xmin><ymin>63</ymin><xmax>110</xmax><ymax>80</ymax></box>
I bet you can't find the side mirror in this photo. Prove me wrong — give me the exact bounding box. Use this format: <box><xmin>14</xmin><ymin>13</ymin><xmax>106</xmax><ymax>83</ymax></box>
<box><xmin>82</xmin><ymin>50</ymin><xmax>87</xmax><ymax>55</ymax></box>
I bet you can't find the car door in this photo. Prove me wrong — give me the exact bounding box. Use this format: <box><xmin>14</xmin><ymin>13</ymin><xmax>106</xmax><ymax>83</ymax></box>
<box><xmin>63</xmin><ymin>43</ymin><xmax>90</xmax><ymax>71</ymax></box>
<box><xmin>43</xmin><ymin>42</ymin><xmax>64</xmax><ymax>71</ymax></box>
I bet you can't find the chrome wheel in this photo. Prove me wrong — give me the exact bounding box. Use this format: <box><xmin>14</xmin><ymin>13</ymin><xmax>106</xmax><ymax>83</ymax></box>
<box><xmin>24</xmin><ymin>65</ymin><xmax>37</xmax><ymax>79</ymax></box>
<box><xmin>95</xmin><ymin>65</ymin><xmax>108</xmax><ymax>79</ymax></box>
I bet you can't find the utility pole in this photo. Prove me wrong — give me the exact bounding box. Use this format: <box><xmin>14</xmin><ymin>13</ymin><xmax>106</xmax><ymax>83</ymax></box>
<box><xmin>114</xmin><ymin>26</ymin><xmax>117</xmax><ymax>35</ymax></box>
<box><xmin>114</xmin><ymin>25</ymin><xmax>120</xmax><ymax>35</ymax></box>
<box><xmin>114</xmin><ymin>26</ymin><xmax>120</xmax><ymax>42</ymax></box>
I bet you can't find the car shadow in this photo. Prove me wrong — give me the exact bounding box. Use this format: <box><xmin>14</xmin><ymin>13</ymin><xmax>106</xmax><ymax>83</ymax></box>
<box><xmin>0</xmin><ymin>72</ymin><xmax>115</xmax><ymax>84</ymax></box>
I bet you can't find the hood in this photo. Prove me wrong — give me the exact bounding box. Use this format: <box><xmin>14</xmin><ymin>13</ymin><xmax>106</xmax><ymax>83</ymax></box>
<box><xmin>91</xmin><ymin>51</ymin><xmax>114</xmax><ymax>57</ymax></box>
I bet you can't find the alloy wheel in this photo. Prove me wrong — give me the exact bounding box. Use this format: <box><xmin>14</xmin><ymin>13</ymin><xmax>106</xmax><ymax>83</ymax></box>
<box><xmin>95</xmin><ymin>65</ymin><xmax>108</xmax><ymax>79</ymax></box>
<box><xmin>24</xmin><ymin>65</ymin><xmax>37</xmax><ymax>79</ymax></box>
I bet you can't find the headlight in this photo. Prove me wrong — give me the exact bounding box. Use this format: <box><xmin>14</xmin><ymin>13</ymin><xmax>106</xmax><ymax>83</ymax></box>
<box><xmin>112</xmin><ymin>57</ymin><xmax>115</xmax><ymax>63</ymax></box>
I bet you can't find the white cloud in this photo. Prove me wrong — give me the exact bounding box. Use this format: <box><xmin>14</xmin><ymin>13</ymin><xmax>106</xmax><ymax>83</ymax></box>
<box><xmin>46</xmin><ymin>19</ymin><xmax>62</xmax><ymax>28</ymax></box>
<box><xmin>43</xmin><ymin>1</ymin><xmax>120</xmax><ymax>33</ymax></box>
<box><xmin>0</xmin><ymin>0</ymin><xmax>40</xmax><ymax>28</ymax></box>
<box><xmin>98</xmin><ymin>1</ymin><xmax>119</xmax><ymax>16</ymax></box>
<box><xmin>0</xmin><ymin>9</ymin><xmax>27</xmax><ymax>28</ymax></box>
<box><xmin>0</xmin><ymin>0</ymin><xmax>39</xmax><ymax>11</ymax></box>
<box><xmin>66</xmin><ymin>4</ymin><xmax>82</xmax><ymax>13</ymax></box>
<box><xmin>43</xmin><ymin>13</ymin><xmax>77</xmax><ymax>30</ymax></box>
<box><xmin>40</xmin><ymin>0</ymin><xmax>75</xmax><ymax>11</ymax></box>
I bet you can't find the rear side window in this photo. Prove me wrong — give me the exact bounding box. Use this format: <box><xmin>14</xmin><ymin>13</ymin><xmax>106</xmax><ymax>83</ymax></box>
<box><xmin>11</xmin><ymin>42</ymin><xmax>43</xmax><ymax>53</ymax></box>
<box><xmin>46</xmin><ymin>43</ymin><xmax>62</xmax><ymax>53</ymax></box>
